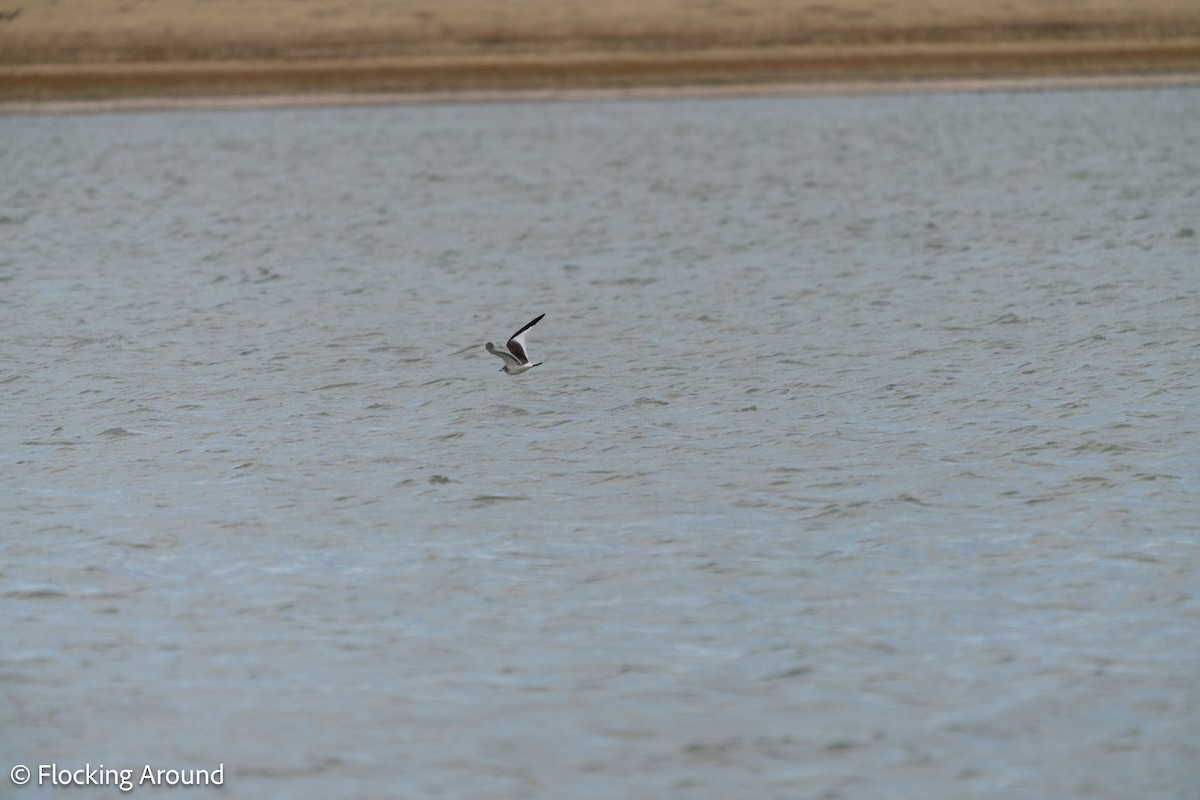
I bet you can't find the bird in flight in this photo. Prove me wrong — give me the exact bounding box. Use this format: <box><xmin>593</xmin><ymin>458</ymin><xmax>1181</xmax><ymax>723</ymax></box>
<box><xmin>486</xmin><ymin>314</ymin><xmax>545</xmax><ymax>375</ymax></box>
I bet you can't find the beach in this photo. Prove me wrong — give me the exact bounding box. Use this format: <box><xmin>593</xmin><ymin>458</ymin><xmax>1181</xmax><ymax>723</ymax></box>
<box><xmin>2</xmin><ymin>0</ymin><xmax>1200</xmax><ymax>103</ymax></box>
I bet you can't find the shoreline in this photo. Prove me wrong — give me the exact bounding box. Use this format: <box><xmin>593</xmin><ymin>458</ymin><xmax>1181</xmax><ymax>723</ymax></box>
<box><xmin>4</xmin><ymin>0</ymin><xmax>1198</xmax><ymax>113</ymax></box>
<box><xmin>2</xmin><ymin>72</ymin><xmax>1197</xmax><ymax>117</ymax></box>
<box><xmin>3</xmin><ymin>37</ymin><xmax>1199</xmax><ymax>115</ymax></box>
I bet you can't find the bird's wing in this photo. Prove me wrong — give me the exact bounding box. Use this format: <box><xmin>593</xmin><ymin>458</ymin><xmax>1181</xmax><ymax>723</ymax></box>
<box><xmin>486</xmin><ymin>342</ymin><xmax>521</xmax><ymax>366</ymax></box>
<box><xmin>506</xmin><ymin>313</ymin><xmax>544</xmax><ymax>365</ymax></box>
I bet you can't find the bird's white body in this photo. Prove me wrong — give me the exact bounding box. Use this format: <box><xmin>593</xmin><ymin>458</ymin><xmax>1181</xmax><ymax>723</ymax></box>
<box><xmin>486</xmin><ymin>314</ymin><xmax>545</xmax><ymax>375</ymax></box>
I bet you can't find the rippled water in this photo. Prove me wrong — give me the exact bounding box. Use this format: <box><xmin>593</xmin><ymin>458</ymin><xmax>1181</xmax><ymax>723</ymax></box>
<box><xmin>3</xmin><ymin>88</ymin><xmax>1198</xmax><ymax>799</ymax></box>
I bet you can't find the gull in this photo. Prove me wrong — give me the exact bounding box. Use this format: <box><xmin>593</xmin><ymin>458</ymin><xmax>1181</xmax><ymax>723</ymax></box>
<box><xmin>486</xmin><ymin>314</ymin><xmax>545</xmax><ymax>375</ymax></box>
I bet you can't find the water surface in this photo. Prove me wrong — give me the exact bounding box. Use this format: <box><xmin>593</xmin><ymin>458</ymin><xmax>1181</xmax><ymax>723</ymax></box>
<box><xmin>2</xmin><ymin>88</ymin><xmax>1198</xmax><ymax>798</ymax></box>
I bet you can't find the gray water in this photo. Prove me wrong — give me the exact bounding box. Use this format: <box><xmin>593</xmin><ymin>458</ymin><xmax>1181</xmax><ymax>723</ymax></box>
<box><xmin>2</xmin><ymin>88</ymin><xmax>1198</xmax><ymax>799</ymax></box>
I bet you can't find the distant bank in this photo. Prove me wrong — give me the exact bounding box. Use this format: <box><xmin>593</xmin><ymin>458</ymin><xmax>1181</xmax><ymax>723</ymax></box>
<box><xmin>2</xmin><ymin>0</ymin><xmax>1199</xmax><ymax>106</ymax></box>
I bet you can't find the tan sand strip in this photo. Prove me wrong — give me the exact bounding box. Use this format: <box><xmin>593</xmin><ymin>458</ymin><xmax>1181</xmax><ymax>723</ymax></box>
<box><xmin>3</xmin><ymin>37</ymin><xmax>1200</xmax><ymax>105</ymax></box>
<box><xmin>2</xmin><ymin>73</ymin><xmax>1198</xmax><ymax>117</ymax></box>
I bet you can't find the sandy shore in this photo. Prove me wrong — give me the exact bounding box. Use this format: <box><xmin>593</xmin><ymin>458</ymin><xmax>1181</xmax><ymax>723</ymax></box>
<box><xmin>4</xmin><ymin>74</ymin><xmax>1198</xmax><ymax>118</ymax></box>
<box><xmin>2</xmin><ymin>0</ymin><xmax>1199</xmax><ymax>104</ymax></box>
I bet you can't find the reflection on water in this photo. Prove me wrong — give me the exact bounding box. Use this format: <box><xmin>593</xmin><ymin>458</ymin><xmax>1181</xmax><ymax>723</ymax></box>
<box><xmin>2</xmin><ymin>88</ymin><xmax>1198</xmax><ymax>799</ymax></box>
